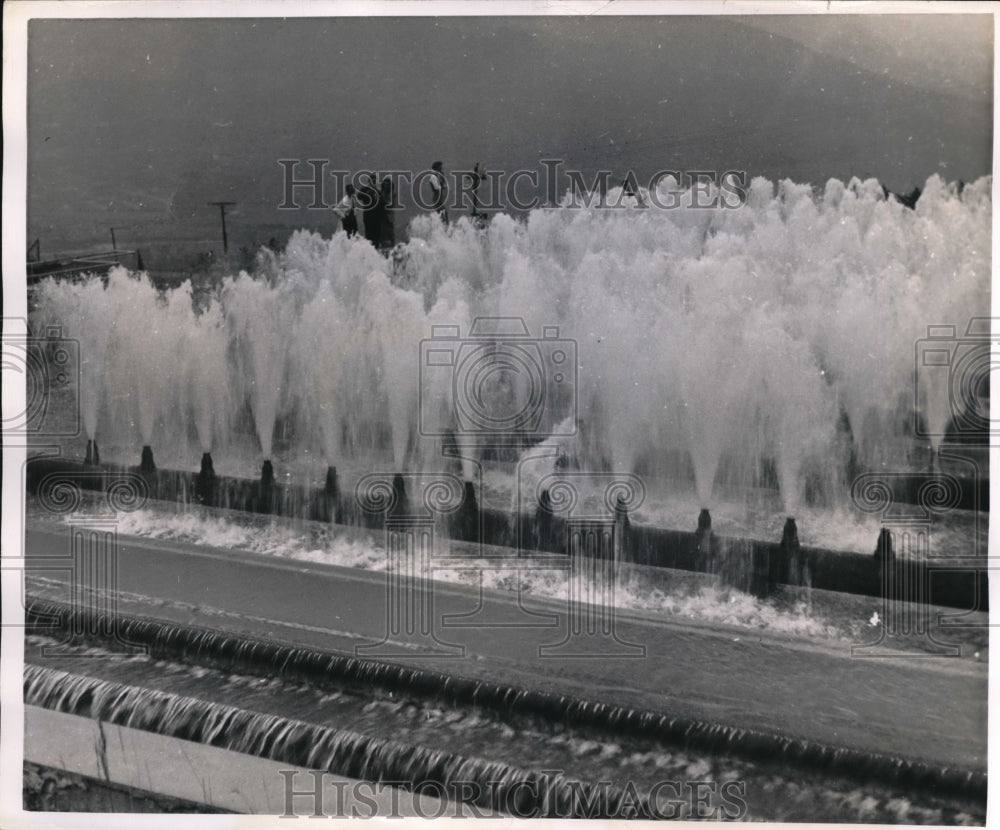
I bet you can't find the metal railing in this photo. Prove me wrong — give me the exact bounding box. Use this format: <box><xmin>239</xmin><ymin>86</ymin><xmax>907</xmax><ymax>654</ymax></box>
<box><xmin>27</xmin><ymin>250</ymin><xmax>141</xmax><ymax>283</ymax></box>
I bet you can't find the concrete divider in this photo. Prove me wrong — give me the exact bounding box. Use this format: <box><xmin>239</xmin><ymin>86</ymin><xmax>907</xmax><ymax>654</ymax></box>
<box><xmin>24</xmin><ymin>457</ymin><xmax>987</xmax><ymax>610</ymax></box>
<box><xmin>24</xmin><ymin>705</ymin><xmax>452</xmax><ymax>816</ymax></box>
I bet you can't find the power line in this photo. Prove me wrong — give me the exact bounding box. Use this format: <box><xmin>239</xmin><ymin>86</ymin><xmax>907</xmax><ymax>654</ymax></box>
<box><xmin>207</xmin><ymin>201</ymin><xmax>236</xmax><ymax>253</ymax></box>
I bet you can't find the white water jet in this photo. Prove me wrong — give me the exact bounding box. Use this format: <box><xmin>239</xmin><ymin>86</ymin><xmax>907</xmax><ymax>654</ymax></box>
<box><xmin>185</xmin><ymin>293</ymin><xmax>230</xmax><ymax>453</ymax></box>
<box><xmin>102</xmin><ymin>270</ymin><xmax>188</xmax><ymax>449</ymax></box>
<box><xmin>30</xmin><ymin>173</ymin><xmax>989</xmax><ymax>513</ymax></box>
<box><xmin>293</xmin><ymin>284</ymin><xmax>352</xmax><ymax>464</ymax></box>
<box><xmin>223</xmin><ymin>273</ymin><xmax>294</xmax><ymax>460</ymax></box>
<box><xmin>362</xmin><ymin>271</ymin><xmax>426</xmax><ymax>472</ymax></box>
<box><xmin>33</xmin><ymin>275</ymin><xmax>113</xmax><ymax>442</ymax></box>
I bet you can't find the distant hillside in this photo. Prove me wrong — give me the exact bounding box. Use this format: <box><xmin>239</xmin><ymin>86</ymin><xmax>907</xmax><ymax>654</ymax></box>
<box><xmin>26</xmin><ymin>15</ymin><xmax>991</xmax><ymax>258</ymax></box>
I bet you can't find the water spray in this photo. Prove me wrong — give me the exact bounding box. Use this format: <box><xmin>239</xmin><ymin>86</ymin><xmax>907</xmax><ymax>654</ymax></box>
<box><xmin>929</xmin><ymin>445</ymin><xmax>941</xmax><ymax>475</ymax></box>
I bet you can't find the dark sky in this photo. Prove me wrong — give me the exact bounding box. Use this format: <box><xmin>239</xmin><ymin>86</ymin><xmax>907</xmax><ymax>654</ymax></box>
<box><xmin>25</xmin><ymin>13</ymin><xmax>993</xmax><ymax>255</ymax></box>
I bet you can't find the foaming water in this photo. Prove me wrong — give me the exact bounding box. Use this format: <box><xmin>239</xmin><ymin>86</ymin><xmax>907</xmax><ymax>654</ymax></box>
<box><xmin>23</xmin><ymin>634</ymin><xmax>983</xmax><ymax>823</ymax></box>
<box><xmin>38</xmin><ymin>497</ymin><xmax>982</xmax><ymax>648</ymax></box>
<box><xmin>31</xmin><ymin>175</ymin><xmax>990</xmax><ymax>516</ymax></box>
<box><xmin>83</xmin><ymin>505</ymin><xmax>833</xmax><ymax>636</ymax></box>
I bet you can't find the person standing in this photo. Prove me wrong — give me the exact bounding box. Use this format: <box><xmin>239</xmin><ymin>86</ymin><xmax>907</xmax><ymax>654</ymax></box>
<box><xmin>379</xmin><ymin>177</ymin><xmax>396</xmax><ymax>251</ymax></box>
<box><xmin>430</xmin><ymin>161</ymin><xmax>448</xmax><ymax>224</ymax></box>
<box><xmin>468</xmin><ymin>161</ymin><xmax>485</xmax><ymax>223</ymax></box>
<box><xmin>358</xmin><ymin>172</ymin><xmax>381</xmax><ymax>247</ymax></box>
<box><xmin>333</xmin><ymin>183</ymin><xmax>359</xmax><ymax>237</ymax></box>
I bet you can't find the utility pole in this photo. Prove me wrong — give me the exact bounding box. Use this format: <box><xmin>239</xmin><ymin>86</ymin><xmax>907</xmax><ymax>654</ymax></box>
<box><xmin>208</xmin><ymin>201</ymin><xmax>236</xmax><ymax>253</ymax></box>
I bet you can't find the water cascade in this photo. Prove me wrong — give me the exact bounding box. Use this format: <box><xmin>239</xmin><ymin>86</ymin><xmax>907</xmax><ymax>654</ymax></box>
<box><xmin>23</xmin><ymin>598</ymin><xmax>987</xmax><ymax>802</ymax></box>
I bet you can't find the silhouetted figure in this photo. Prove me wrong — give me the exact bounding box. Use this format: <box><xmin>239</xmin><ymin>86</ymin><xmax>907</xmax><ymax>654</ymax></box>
<box><xmin>897</xmin><ymin>186</ymin><xmax>922</xmax><ymax>210</ymax></box>
<box><xmin>883</xmin><ymin>184</ymin><xmax>922</xmax><ymax>210</ymax></box>
<box><xmin>358</xmin><ymin>172</ymin><xmax>381</xmax><ymax>247</ymax></box>
<box><xmin>467</xmin><ymin>162</ymin><xmax>484</xmax><ymax>217</ymax></box>
<box><xmin>334</xmin><ymin>183</ymin><xmax>360</xmax><ymax>237</ymax></box>
<box><xmin>430</xmin><ymin>161</ymin><xmax>448</xmax><ymax>224</ymax></box>
<box><xmin>379</xmin><ymin>177</ymin><xmax>396</xmax><ymax>251</ymax></box>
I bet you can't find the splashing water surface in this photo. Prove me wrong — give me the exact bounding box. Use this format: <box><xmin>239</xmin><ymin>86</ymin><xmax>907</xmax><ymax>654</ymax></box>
<box><xmin>30</xmin><ymin>174</ymin><xmax>990</xmax><ymax>516</ymax></box>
